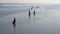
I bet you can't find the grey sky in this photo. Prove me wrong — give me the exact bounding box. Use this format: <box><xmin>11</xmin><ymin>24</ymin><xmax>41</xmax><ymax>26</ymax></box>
<box><xmin>0</xmin><ymin>0</ymin><xmax>60</xmax><ymax>4</ymax></box>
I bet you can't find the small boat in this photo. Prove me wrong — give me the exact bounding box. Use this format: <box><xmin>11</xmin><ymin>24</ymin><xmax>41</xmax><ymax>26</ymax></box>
<box><xmin>12</xmin><ymin>17</ymin><xmax>16</xmax><ymax>24</ymax></box>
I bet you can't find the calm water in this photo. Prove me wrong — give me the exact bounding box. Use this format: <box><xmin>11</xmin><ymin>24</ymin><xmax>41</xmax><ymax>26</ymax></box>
<box><xmin>0</xmin><ymin>3</ymin><xmax>60</xmax><ymax>34</ymax></box>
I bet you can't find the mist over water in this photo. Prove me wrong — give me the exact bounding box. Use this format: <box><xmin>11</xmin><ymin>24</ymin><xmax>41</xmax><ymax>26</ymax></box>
<box><xmin>0</xmin><ymin>3</ymin><xmax>60</xmax><ymax>34</ymax></box>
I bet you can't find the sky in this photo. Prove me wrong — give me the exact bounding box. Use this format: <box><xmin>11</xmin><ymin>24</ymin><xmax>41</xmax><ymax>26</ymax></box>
<box><xmin>0</xmin><ymin>0</ymin><xmax>60</xmax><ymax>4</ymax></box>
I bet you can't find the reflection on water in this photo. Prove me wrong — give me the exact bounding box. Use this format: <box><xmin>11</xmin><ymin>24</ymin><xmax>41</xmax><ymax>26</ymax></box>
<box><xmin>12</xmin><ymin>23</ymin><xmax>16</xmax><ymax>31</ymax></box>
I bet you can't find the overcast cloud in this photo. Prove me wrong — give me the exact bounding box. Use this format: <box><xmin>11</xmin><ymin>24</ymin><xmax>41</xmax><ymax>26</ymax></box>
<box><xmin>0</xmin><ymin>0</ymin><xmax>60</xmax><ymax>4</ymax></box>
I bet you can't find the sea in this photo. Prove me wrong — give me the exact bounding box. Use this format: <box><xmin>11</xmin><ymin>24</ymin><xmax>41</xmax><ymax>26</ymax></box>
<box><xmin>0</xmin><ymin>3</ymin><xmax>60</xmax><ymax>34</ymax></box>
